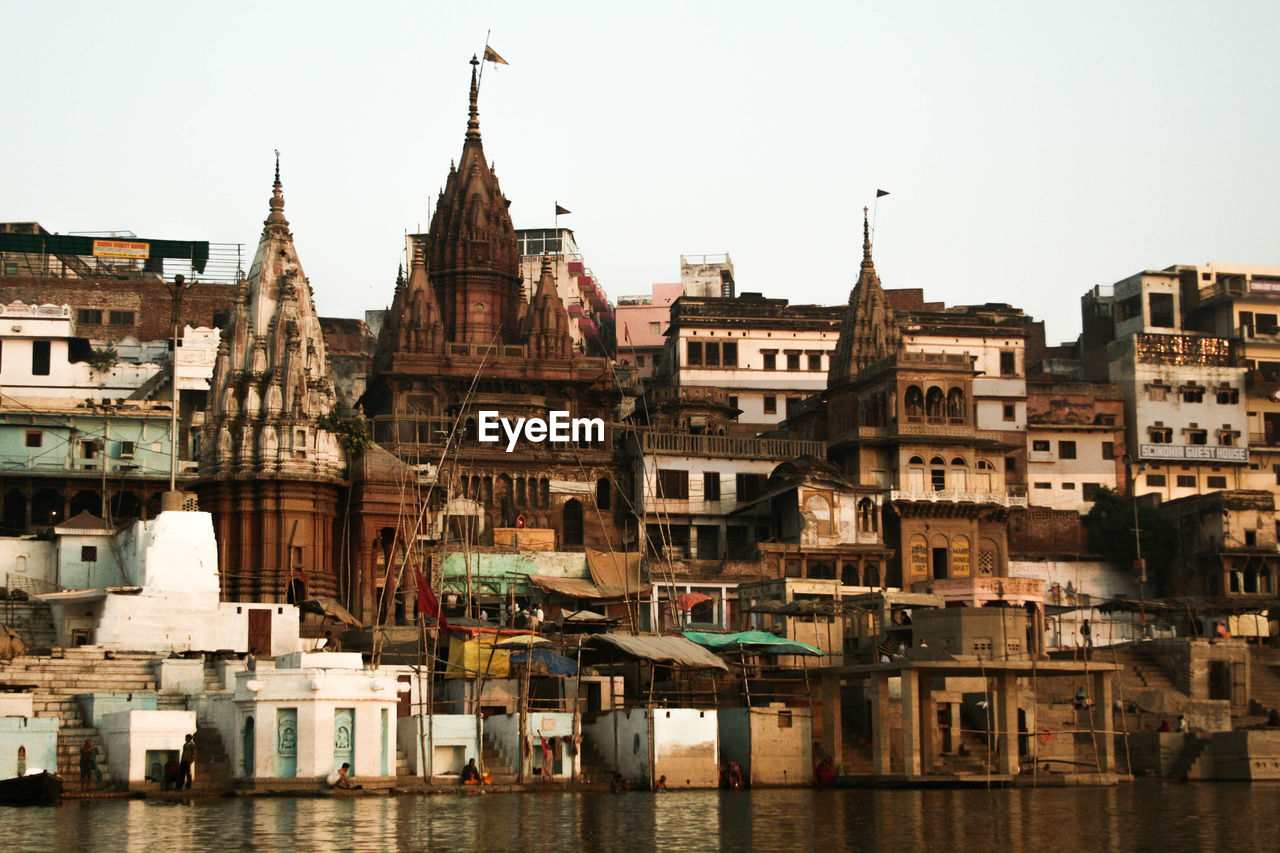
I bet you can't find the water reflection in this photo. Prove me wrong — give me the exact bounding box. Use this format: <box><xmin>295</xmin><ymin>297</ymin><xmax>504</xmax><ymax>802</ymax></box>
<box><xmin>5</xmin><ymin>784</ymin><xmax>1276</xmax><ymax>852</ymax></box>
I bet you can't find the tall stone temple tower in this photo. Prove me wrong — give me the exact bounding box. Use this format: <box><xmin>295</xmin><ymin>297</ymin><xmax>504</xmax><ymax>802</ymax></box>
<box><xmin>197</xmin><ymin>161</ymin><xmax>345</xmax><ymax>604</ymax></box>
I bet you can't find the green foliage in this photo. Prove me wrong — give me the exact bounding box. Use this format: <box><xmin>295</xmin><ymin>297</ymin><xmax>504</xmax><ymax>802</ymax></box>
<box><xmin>87</xmin><ymin>345</ymin><xmax>118</xmax><ymax>374</ymax></box>
<box><xmin>1083</xmin><ymin>486</ymin><xmax>1175</xmax><ymax>587</ymax></box>
<box><xmin>318</xmin><ymin>410</ymin><xmax>372</xmax><ymax>456</ymax></box>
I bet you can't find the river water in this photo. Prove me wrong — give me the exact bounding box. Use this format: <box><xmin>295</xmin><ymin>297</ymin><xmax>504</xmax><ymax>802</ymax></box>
<box><xmin>7</xmin><ymin>784</ymin><xmax>1271</xmax><ymax>852</ymax></box>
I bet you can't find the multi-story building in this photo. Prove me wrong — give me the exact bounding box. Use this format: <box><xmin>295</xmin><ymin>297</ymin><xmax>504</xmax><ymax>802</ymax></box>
<box><xmin>1083</xmin><ymin>271</ymin><xmax>1250</xmax><ymax>500</ymax></box>
<box><xmin>514</xmin><ymin>228</ymin><xmax>614</xmax><ymax>358</ymax></box>
<box><xmin>614</xmin><ymin>282</ymin><xmax>683</xmax><ymax>380</ymax></box>
<box><xmin>1024</xmin><ymin>379</ymin><xmax>1127</xmax><ymax>512</ymax></box>
<box><xmin>660</xmin><ymin>294</ymin><xmax>843</xmax><ymax>434</ymax></box>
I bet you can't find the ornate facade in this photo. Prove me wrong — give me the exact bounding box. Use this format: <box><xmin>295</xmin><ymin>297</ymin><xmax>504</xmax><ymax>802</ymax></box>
<box><xmin>352</xmin><ymin>58</ymin><xmax>624</xmax><ymax>625</ymax></box>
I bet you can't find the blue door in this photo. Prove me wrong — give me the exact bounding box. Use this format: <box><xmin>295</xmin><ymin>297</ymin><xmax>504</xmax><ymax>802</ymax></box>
<box><xmin>334</xmin><ymin>708</ymin><xmax>355</xmax><ymax>773</ymax></box>
<box><xmin>276</xmin><ymin>708</ymin><xmax>297</xmax><ymax>778</ymax></box>
<box><xmin>380</xmin><ymin>709</ymin><xmax>389</xmax><ymax>777</ymax></box>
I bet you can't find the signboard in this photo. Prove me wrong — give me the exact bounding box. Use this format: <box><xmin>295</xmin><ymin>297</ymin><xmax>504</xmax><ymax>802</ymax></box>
<box><xmin>951</xmin><ymin>536</ymin><xmax>971</xmax><ymax>578</ymax></box>
<box><xmin>1138</xmin><ymin>444</ymin><xmax>1248</xmax><ymax>463</ymax></box>
<box><xmin>909</xmin><ymin>536</ymin><xmax>929</xmax><ymax>578</ymax></box>
<box><xmin>92</xmin><ymin>239</ymin><xmax>149</xmax><ymax>260</ymax></box>
<box><xmin>1250</xmin><ymin>277</ymin><xmax>1280</xmax><ymax>293</ymax></box>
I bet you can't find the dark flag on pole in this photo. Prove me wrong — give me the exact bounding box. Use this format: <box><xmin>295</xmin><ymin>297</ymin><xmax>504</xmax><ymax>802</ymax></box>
<box><xmin>876</xmin><ymin>189</ymin><xmax>890</xmax><ymax>197</ymax></box>
<box><xmin>483</xmin><ymin>46</ymin><xmax>509</xmax><ymax>66</ymax></box>
<box><xmin>555</xmin><ymin>203</ymin><xmax>571</xmax><ymax>216</ymax></box>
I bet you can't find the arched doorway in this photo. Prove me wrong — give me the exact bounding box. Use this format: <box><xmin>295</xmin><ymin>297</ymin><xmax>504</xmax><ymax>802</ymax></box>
<box><xmin>563</xmin><ymin>499</ymin><xmax>583</xmax><ymax>547</ymax></box>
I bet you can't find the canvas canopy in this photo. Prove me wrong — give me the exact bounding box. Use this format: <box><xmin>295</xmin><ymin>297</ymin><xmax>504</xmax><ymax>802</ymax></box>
<box><xmin>683</xmin><ymin>630</ymin><xmax>825</xmax><ymax>657</ymax></box>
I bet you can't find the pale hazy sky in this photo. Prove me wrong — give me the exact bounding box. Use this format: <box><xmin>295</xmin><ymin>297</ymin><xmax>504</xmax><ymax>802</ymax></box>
<box><xmin>5</xmin><ymin>1</ymin><xmax>1278</xmax><ymax>345</ymax></box>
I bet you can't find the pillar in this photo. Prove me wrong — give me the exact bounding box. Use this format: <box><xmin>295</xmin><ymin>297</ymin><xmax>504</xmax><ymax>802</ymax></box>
<box><xmin>996</xmin><ymin>671</ymin><xmax>1020</xmax><ymax>776</ymax></box>
<box><xmin>901</xmin><ymin>668</ymin><xmax>921</xmax><ymax>777</ymax></box>
<box><xmin>919</xmin><ymin>676</ymin><xmax>937</xmax><ymax>772</ymax></box>
<box><xmin>821</xmin><ymin>674</ymin><xmax>843</xmax><ymax>766</ymax></box>
<box><xmin>870</xmin><ymin>671</ymin><xmax>891</xmax><ymax>775</ymax></box>
<box><xmin>948</xmin><ymin>702</ymin><xmax>962</xmax><ymax>754</ymax></box>
<box><xmin>1093</xmin><ymin>670</ymin><xmax>1114</xmax><ymax>773</ymax></box>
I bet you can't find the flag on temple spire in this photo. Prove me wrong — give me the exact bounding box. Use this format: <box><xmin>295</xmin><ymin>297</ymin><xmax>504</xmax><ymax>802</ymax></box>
<box><xmin>876</xmin><ymin>189</ymin><xmax>890</xmax><ymax>197</ymax></box>
<box><xmin>483</xmin><ymin>45</ymin><xmax>508</xmax><ymax>65</ymax></box>
<box><xmin>555</xmin><ymin>203</ymin><xmax>571</xmax><ymax>216</ymax></box>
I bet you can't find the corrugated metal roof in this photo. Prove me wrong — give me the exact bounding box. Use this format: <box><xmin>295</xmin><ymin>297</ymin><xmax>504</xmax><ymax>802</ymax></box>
<box><xmin>586</xmin><ymin>634</ymin><xmax>729</xmax><ymax>671</ymax></box>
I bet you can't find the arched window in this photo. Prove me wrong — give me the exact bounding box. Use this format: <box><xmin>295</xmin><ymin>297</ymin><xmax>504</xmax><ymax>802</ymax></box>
<box><xmin>563</xmin><ymin>499</ymin><xmax>584</xmax><ymax>546</ymax></box>
<box><xmin>946</xmin><ymin>388</ymin><xmax>966</xmax><ymax>421</ymax></box>
<box><xmin>904</xmin><ymin>386</ymin><xmax>924</xmax><ymax>419</ymax></box>
<box><xmin>930</xmin><ymin>457</ymin><xmax>946</xmax><ymax>491</ymax></box>
<box><xmin>857</xmin><ymin>497</ymin><xmax>877</xmax><ymax>533</ymax></box>
<box><xmin>907</xmin><ymin>456</ymin><xmax>926</xmax><ymax>491</ymax></box>
<box><xmin>596</xmin><ymin>478</ymin><xmax>611</xmax><ymax>510</ymax></box>
<box><xmin>925</xmin><ymin>387</ymin><xmax>945</xmax><ymax>421</ymax></box>
<box><xmin>977</xmin><ymin>459</ymin><xmax>994</xmax><ymax>470</ymax></box>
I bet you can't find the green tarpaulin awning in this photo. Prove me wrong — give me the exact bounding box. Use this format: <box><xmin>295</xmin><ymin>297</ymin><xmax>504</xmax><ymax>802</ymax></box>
<box><xmin>683</xmin><ymin>630</ymin><xmax>825</xmax><ymax>657</ymax></box>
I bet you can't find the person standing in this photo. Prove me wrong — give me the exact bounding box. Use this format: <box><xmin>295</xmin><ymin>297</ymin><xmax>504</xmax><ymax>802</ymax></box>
<box><xmin>180</xmin><ymin>733</ymin><xmax>197</xmax><ymax>790</ymax></box>
<box><xmin>1081</xmin><ymin>619</ymin><xmax>1093</xmax><ymax>659</ymax></box>
<box><xmin>79</xmin><ymin>738</ymin><xmax>98</xmax><ymax>792</ymax></box>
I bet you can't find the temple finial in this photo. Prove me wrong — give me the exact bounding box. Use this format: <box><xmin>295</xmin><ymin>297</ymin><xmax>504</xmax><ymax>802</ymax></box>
<box><xmin>466</xmin><ymin>55</ymin><xmax>481</xmax><ymax>140</ymax></box>
<box><xmin>266</xmin><ymin>151</ymin><xmax>287</xmax><ymax>228</ymax></box>
<box><xmin>862</xmin><ymin>206</ymin><xmax>873</xmax><ymax>268</ymax></box>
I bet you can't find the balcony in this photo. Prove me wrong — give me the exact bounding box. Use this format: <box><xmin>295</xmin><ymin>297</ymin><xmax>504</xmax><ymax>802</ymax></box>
<box><xmin>890</xmin><ymin>488</ymin><xmax>1028</xmax><ymax>508</ymax></box>
<box><xmin>638</xmin><ymin>429</ymin><xmax>825</xmax><ymax>460</ymax></box>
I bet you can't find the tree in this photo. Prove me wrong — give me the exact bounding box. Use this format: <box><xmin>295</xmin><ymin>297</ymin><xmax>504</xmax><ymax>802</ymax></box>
<box><xmin>1083</xmin><ymin>487</ymin><xmax>1176</xmax><ymax>594</ymax></box>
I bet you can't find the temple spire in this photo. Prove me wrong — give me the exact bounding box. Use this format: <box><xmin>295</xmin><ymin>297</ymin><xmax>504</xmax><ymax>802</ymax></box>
<box><xmin>466</xmin><ymin>55</ymin><xmax>481</xmax><ymax>141</ymax></box>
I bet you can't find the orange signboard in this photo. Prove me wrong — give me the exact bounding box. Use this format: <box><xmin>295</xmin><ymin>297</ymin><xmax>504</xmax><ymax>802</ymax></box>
<box><xmin>92</xmin><ymin>239</ymin><xmax>150</xmax><ymax>260</ymax></box>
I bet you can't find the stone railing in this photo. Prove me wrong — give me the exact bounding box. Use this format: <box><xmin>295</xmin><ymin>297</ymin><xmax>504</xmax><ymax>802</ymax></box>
<box><xmin>639</xmin><ymin>430</ymin><xmax>825</xmax><ymax>460</ymax></box>
<box><xmin>890</xmin><ymin>489</ymin><xmax>1028</xmax><ymax>508</ymax></box>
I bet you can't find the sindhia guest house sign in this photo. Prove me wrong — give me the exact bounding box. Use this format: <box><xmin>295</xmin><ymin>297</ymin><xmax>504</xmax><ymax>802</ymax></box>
<box><xmin>1138</xmin><ymin>444</ymin><xmax>1248</xmax><ymax>463</ymax></box>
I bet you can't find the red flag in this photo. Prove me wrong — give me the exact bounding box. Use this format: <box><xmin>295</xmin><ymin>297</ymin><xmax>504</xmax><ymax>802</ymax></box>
<box><xmin>415</xmin><ymin>568</ymin><xmax>447</xmax><ymax>631</ymax></box>
<box><xmin>623</xmin><ymin>322</ymin><xmax>631</xmax><ymax>343</ymax></box>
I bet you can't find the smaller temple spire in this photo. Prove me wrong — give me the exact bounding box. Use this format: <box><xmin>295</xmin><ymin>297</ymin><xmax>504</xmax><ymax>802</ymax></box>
<box><xmin>466</xmin><ymin>55</ymin><xmax>481</xmax><ymax>141</ymax></box>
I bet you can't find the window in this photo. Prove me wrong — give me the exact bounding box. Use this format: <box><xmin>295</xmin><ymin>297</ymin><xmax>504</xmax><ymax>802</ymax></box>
<box><xmin>687</xmin><ymin>341</ymin><xmax>703</xmax><ymax>366</ymax></box>
<box><xmin>703</xmin><ymin>472</ymin><xmax>721</xmax><ymax>502</ymax></box>
<box><xmin>1032</xmin><ymin>440</ymin><xmax>1050</xmax><ymax>452</ymax></box>
<box><xmin>81</xmin><ymin>546</ymin><xmax>97</xmax><ymax>562</ymax></box>
<box><xmin>786</xmin><ymin>352</ymin><xmax>801</xmax><ymax>371</ymax></box>
<box><xmin>79</xmin><ymin>439</ymin><xmax>98</xmax><ymax>460</ymax></box>
<box><xmin>1058</xmin><ymin>441</ymin><xmax>1077</xmax><ymax>459</ymax></box>
<box><xmin>1034</xmin><ymin>482</ymin><xmax>1052</xmax><ymax>490</ymax></box>
<box><xmin>1207</xmin><ymin>476</ymin><xmax>1228</xmax><ymax>489</ymax></box>
<box><xmin>1217</xmin><ymin>387</ymin><xmax>1239</xmax><ymax>405</ymax></box>
<box><xmin>108</xmin><ymin>310</ymin><xmax>134</xmax><ymax>326</ymax></box>
<box><xmin>705</xmin><ymin>343</ymin><xmax>720</xmax><ymax>367</ymax></box>
<box><xmin>1102</xmin><ymin>441</ymin><xmax>1115</xmax><ymax>460</ymax></box>
<box><xmin>736</xmin><ymin>473</ymin><xmax>767</xmax><ymax>502</ymax></box>
<box><xmin>656</xmin><ymin>469</ymin><xmax>689</xmax><ymax>500</ymax></box>
<box><xmin>31</xmin><ymin>340</ymin><xmax>51</xmax><ymax>376</ymax></box>
<box><xmin>999</xmin><ymin>350</ymin><xmax>1016</xmax><ymax>376</ymax></box>
<box><xmin>1062</xmin><ymin>482</ymin><xmax>1076</xmax><ymax>490</ymax></box>
<box><xmin>648</xmin><ymin>322</ymin><xmax>660</xmax><ymax>334</ymax></box>
<box><xmin>1093</xmin><ymin>414</ymin><xmax>1116</xmax><ymax>426</ymax></box>
<box><xmin>762</xmin><ymin>351</ymin><xmax>777</xmax><ymax>370</ymax></box>
<box><xmin>1082</xmin><ymin>483</ymin><xmax>1100</xmax><ymax>502</ymax></box>
<box><xmin>25</xmin><ymin>431</ymin><xmax>42</xmax><ymax>448</ymax></box>
<box><xmin>119</xmin><ymin>440</ymin><xmax>135</xmax><ymax>459</ymax></box>
<box><xmin>1176</xmin><ymin>475</ymin><xmax>1196</xmax><ymax>488</ymax></box>
<box><xmin>634</xmin><ymin>354</ymin><xmax>645</xmax><ymax>367</ymax></box>
<box><xmin>596</xmin><ymin>478</ymin><xmax>611</xmax><ymax>510</ymax></box>
<box><xmin>1219</xmin><ymin>431</ymin><xmax>1237</xmax><ymax>447</ymax></box>
<box><xmin>728</xmin><ymin>396</ymin><xmax>738</xmax><ymax>410</ymax></box>
<box><xmin>722</xmin><ymin>342</ymin><xmax>738</xmax><ymax>367</ymax></box>
<box><xmin>1182</xmin><ymin>384</ymin><xmax>1204</xmax><ymax>403</ymax></box>
<box><xmin>808</xmin><ymin>353</ymin><xmax>822</xmax><ymax>371</ymax></box>
<box><xmin>1146</xmin><ymin>474</ymin><xmax>1167</xmax><ymax>486</ymax></box>
<box><xmin>931</xmin><ymin>463</ymin><xmax>946</xmax><ymax>491</ymax></box>
<box><xmin>1186</xmin><ymin>429</ymin><xmax>1207</xmax><ymax>445</ymax></box>
<box><xmin>1148</xmin><ymin>383</ymin><xmax>1168</xmax><ymax>402</ymax></box>
<box><xmin>1005</xmin><ymin>455</ymin><xmax>1018</xmax><ymax>474</ymax></box>
<box><xmin>1148</xmin><ymin>292</ymin><xmax>1175</xmax><ymax>328</ymax></box>
<box><xmin>1003</xmin><ymin>403</ymin><xmax>1015</xmax><ymax>421</ymax></box>
<box><xmin>77</xmin><ymin>309</ymin><xmax>103</xmax><ymax>325</ymax></box>
<box><xmin>763</xmin><ymin>395</ymin><xmax>777</xmax><ymax>414</ymax></box>
<box><xmin>1148</xmin><ymin>427</ymin><xmax>1173</xmax><ymax>443</ymax></box>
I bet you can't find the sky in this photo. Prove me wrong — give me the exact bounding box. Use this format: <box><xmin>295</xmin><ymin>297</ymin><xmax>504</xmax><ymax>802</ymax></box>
<box><xmin>4</xmin><ymin>0</ymin><xmax>1279</xmax><ymax>345</ymax></box>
